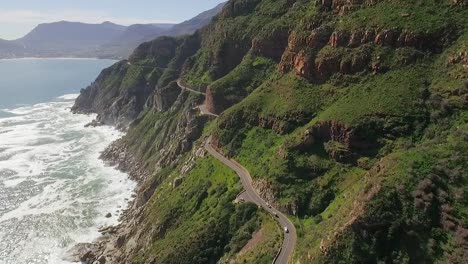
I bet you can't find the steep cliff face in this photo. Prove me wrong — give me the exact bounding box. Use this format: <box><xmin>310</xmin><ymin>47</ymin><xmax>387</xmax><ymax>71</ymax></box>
<box><xmin>72</xmin><ymin>60</ymin><xmax>153</xmax><ymax>129</ymax></box>
<box><xmin>72</xmin><ymin>0</ymin><xmax>467</xmax><ymax>263</ymax></box>
<box><xmin>72</xmin><ymin>37</ymin><xmax>187</xmax><ymax>129</ymax></box>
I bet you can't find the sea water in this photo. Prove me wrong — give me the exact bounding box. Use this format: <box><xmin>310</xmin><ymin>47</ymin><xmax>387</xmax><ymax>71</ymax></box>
<box><xmin>0</xmin><ymin>59</ymin><xmax>136</xmax><ymax>264</ymax></box>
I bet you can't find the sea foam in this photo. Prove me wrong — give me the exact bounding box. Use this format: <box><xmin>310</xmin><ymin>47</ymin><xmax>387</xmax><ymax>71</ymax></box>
<box><xmin>0</xmin><ymin>98</ymin><xmax>135</xmax><ymax>264</ymax></box>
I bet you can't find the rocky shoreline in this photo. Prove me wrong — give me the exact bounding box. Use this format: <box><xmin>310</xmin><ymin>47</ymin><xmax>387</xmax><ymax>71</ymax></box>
<box><xmin>65</xmin><ymin>137</ymin><xmax>151</xmax><ymax>264</ymax></box>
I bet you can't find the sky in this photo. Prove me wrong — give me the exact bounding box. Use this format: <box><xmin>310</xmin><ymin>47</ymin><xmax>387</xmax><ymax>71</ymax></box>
<box><xmin>0</xmin><ymin>0</ymin><xmax>226</xmax><ymax>40</ymax></box>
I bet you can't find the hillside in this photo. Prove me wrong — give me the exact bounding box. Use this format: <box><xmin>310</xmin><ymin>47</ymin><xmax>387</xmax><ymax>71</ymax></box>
<box><xmin>72</xmin><ymin>0</ymin><xmax>468</xmax><ymax>263</ymax></box>
<box><xmin>97</xmin><ymin>24</ymin><xmax>176</xmax><ymax>59</ymax></box>
<box><xmin>165</xmin><ymin>2</ymin><xmax>227</xmax><ymax>36</ymax></box>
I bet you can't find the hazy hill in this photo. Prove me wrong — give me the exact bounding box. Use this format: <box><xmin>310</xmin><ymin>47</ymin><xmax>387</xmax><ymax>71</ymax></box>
<box><xmin>0</xmin><ymin>2</ymin><xmax>226</xmax><ymax>59</ymax></box>
<box><xmin>166</xmin><ymin>2</ymin><xmax>226</xmax><ymax>36</ymax></box>
<box><xmin>16</xmin><ymin>21</ymin><xmax>127</xmax><ymax>55</ymax></box>
<box><xmin>97</xmin><ymin>23</ymin><xmax>176</xmax><ymax>59</ymax></box>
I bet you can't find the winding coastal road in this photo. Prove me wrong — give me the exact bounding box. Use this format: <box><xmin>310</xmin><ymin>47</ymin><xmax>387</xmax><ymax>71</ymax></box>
<box><xmin>177</xmin><ymin>80</ymin><xmax>219</xmax><ymax>117</ymax></box>
<box><xmin>177</xmin><ymin>80</ymin><xmax>297</xmax><ymax>264</ymax></box>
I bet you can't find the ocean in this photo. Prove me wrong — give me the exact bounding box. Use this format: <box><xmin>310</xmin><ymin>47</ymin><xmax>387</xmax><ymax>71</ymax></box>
<box><xmin>0</xmin><ymin>59</ymin><xmax>136</xmax><ymax>264</ymax></box>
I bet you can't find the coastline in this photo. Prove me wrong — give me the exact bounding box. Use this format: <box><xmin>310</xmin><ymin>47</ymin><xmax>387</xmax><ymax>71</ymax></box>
<box><xmin>65</xmin><ymin>133</ymin><xmax>151</xmax><ymax>263</ymax></box>
<box><xmin>0</xmin><ymin>94</ymin><xmax>136</xmax><ymax>263</ymax></box>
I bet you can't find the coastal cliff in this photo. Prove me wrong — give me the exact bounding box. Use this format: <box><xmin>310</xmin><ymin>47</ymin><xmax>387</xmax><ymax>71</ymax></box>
<box><xmin>72</xmin><ymin>0</ymin><xmax>468</xmax><ymax>263</ymax></box>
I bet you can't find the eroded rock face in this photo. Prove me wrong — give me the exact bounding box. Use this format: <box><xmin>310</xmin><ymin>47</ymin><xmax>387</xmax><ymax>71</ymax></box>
<box><xmin>220</xmin><ymin>0</ymin><xmax>262</xmax><ymax>18</ymax></box>
<box><xmin>252</xmin><ymin>179</ymin><xmax>298</xmax><ymax>215</ymax></box>
<box><xmin>205</xmin><ymin>87</ymin><xmax>218</xmax><ymax>115</ymax></box>
<box><xmin>279</xmin><ymin>31</ymin><xmax>308</xmax><ymax>73</ymax></box>
<box><xmin>448</xmin><ymin>50</ymin><xmax>468</xmax><ymax>72</ymax></box>
<box><xmin>101</xmin><ymin>139</ymin><xmax>150</xmax><ymax>183</ymax></box>
<box><xmin>294</xmin><ymin>50</ymin><xmax>314</xmax><ymax>79</ymax></box>
<box><xmin>320</xmin><ymin>0</ymin><xmax>367</xmax><ymax>15</ymax></box>
<box><xmin>129</xmin><ymin>36</ymin><xmax>178</xmax><ymax>65</ymax></box>
<box><xmin>296</xmin><ymin>120</ymin><xmax>374</xmax><ymax>162</ymax></box>
<box><xmin>72</xmin><ymin>36</ymin><xmax>186</xmax><ymax>130</ymax></box>
<box><xmin>307</xmin><ymin>121</ymin><xmax>353</xmax><ymax>147</ymax></box>
<box><xmin>308</xmin><ymin>26</ymin><xmax>334</xmax><ymax>48</ymax></box>
<box><xmin>329</xmin><ymin>31</ymin><xmax>349</xmax><ymax>47</ymax></box>
<box><xmin>366</xmin><ymin>28</ymin><xmax>439</xmax><ymax>49</ymax></box>
<box><xmin>64</xmin><ymin>243</ymin><xmax>99</xmax><ymax>263</ymax></box>
<box><xmin>251</xmin><ymin>28</ymin><xmax>290</xmax><ymax>62</ymax></box>
<box><xmin>72</xmin><ymin>61</ymin><xmax>154</xmax><ymax>130</ymax></box>
<box><xmin>147</xmin><ymin>82</ymin><xmax>182</xmax><ymax>112</ymax></box>
<box><xmin>315</xmin><ymin>54</ymin><xmax>341</xmax><ymax>79</ymax></box>
<box><xmin>278</xmin><ymin>24</ymin><xmax>448</xmax><ymax>82</ymax></box>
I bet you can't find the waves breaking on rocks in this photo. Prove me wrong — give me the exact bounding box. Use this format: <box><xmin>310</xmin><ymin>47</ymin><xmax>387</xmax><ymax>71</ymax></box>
<box><xmin>0</xmin><ymin>95</ymin><xmax>136</xmax><ymax>264</ymax></box>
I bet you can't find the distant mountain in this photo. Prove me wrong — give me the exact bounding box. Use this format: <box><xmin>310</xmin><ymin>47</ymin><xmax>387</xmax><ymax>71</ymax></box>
<box><xmin>100</xmin><ymin>24</ymin><xmax>175</xmax><ymax>59</ymax></box>
<box><xmin>112</xmin><ymin>24</ymin><xmax>174</xmax><ymax>45</ymax></box>
<box><xmin>166</xmin><ymin>2</ymin><xmax>226</xmax><ymax>36</ymax></box>
<box><xmin>17</xmin><ymin>21</ymin><xmax>127</xmax><ymax>55</ymax></box>
<box><xmin>0</xmin><ymin>2</ymin><xmax>226</xmax><ymax>59</ymax></box>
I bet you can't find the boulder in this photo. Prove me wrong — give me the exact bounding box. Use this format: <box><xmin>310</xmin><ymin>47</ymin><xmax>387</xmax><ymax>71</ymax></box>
<box><xmin>63</xmin><ymin>243</ymin><xmax>98</xmax><ymax>262</ymax></box>
<box><xmin>172</xmin><ymin>176</ymin><xmax>184</xmax><ymax>188</ymax></box>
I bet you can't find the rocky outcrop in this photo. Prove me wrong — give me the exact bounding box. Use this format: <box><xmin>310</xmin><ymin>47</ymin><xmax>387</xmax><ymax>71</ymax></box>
<box><xmin>329</xmin><ymin>31</ymin><xmax>349</xmax><ymax>47</ymax></box>
<box><xmin>295</xmin><ymin>120</ymin><xmax>373</xmax><ymax>162</ymax></box>
<box><xmin>220</xmin><ymin>0</ymin><xmax>262</xmax><ymax>18</ymax></box>
<box><xmin>251</xmin><ymin>28</ymin><xmax>290</xmax><ymax>62</ymax></box>
<box><xmin>72</xmin><ymin>61</ymin><xmax>155</xmax><ymax>129</ymax></box>
<box><xmin>100</xmin><ymin>139</ymin><xmax>150</xmax><ymax>183</ymax></box>
<box><xmin>293</xmin><ymin>50</ymin><xmax>314</xmax><ymax>79</ymax></box>
<box><xmin>279</xmin><ymin>24</ymin><xmax>450</xmax><ymax>81</ymax></box>
<box><xmin>302</xmin><ymin>121</ymin><xmax>354</xmax><ymax>147</ymax></box>
<box><xmin>147</xmin><ymin>81</ymin><xmax>182</xmax><ymax>112</ymax></box>
<box><xmin>253</xmin><ymin>179</ymin><xmax>299</xmax><ymax>215</ymax></box>
<box><xmin>447</xmin><ymin>50</ymin><xmax>468</xmax><ymax>79</ymax></box>
<box><xmin>319</xmin><ymin>0</ymin><xmax>367</xmax><ymax>15</ymax></box>
<box><xmin>128</xmin><ymin>36</ymin><xmax>178</xmax><ymax>67</ymax></box>
<box><xmin>64</xmin><ymin>243</ymin><xmax>100</xmax><ymax>263</ymax></box>
<box><xmin>72</xmin><ymin>36</ymin><xmax>187</xmax><ymax>129</ymax></box>
<box><xmin>329</xmin><ymin>28</ymin><xmax>448</xmax><ymax>50</ymax></box>
<box><xmin>205</xmin><ymin>87</ymin><xmax>219</xmax><ymax>115</ymax></box>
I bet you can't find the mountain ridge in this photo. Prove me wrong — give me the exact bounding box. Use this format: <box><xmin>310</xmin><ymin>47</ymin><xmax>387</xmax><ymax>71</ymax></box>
<box><xmin>0</xmin><ymin>3</ymin><xmax>226</xmax><ymax>59</ymax></box>
<box><xmin>71</xmin><ymin>0</ymin><xmax>467</xmax><ymax>263</ymax></box>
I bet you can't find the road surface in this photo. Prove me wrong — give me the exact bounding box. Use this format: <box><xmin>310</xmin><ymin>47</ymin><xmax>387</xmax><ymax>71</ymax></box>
<box><xmin>176</xmin><ymin>80</ymin><xmax>218</xmax><ymax>117</ymax></box>
<box><xmin>176</xmin><ymin>79</ymin><xmax>206</xmax><ymax>95</ymax></box>
<box><xmin>205</xmin><ymin>137</ymin><xmax>296</xmax><ymax>264</ymax></box>
<box><xmin>177</xmin><ymin>79</ymin><xmax>296</xmax><ymax>264</ymax></box>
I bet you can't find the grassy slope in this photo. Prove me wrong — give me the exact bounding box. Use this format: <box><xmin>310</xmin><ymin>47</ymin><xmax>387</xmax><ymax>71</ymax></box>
<box><xmin>201</xmin><ymin>1</ymin><xmax>467</xmax><ymax>263</ymax></box>
<box><xmin>227</xmin><ymin>213</ymin><xmax>283</xmax><ymax>264</ymax></box>
<box><xmin>101</xmin><ymin>0</ymin><xmax>467</xmax><ymax>263</ymax></box>
<box><xmin>130</xmin><ymin>152</ymin><xmax>281</xmax><ymax>263</ymax></box>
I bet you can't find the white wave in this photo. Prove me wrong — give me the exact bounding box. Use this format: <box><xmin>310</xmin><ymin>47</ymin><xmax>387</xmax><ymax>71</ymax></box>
<box><xmin>57</xmin><ymin>94</ymin><xmax>80</xmax><ymax>100</ymax></box>
<box><xmin>0</xmin><ymin>98</ymin><xmax>136</xmax><ymax>264</ymax></box>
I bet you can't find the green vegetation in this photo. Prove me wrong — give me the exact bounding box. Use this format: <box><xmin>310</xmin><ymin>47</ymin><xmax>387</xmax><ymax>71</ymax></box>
<box><xmin>316</xmin><ymin>66</ymin><xmax>428</xmax><ymax>125</ymax></box>
<box><xmin>226</xmin><ymin>213</ymin><xmax>282</xmax><ymax>264</ymax></box>
<box><xmin>336</xmin><ymin>0</ymin><xmax>467</xmax><ymax>34</ymax></box>
<box><xmin>133</xmin><ymin>156</ymin><xmax>265</xmax><ymax>263</ymax></box>
<box><xmin>78</xmin><ymin>0</ymin><xmax>468</xmax><ymax>263</ymax></box>
<box><xmin>183</xmin><ymin>0</ymin><xmax>314</xmax><ymax>88</ymax></box>
<box><xmin>208</xmin><ymin>55</ymin><xmax>276</xmax><ymax>111</ymax></box>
